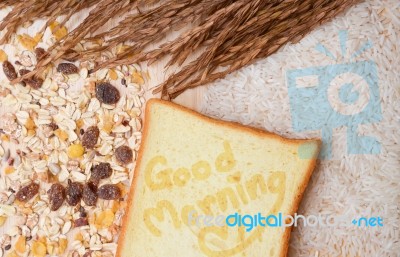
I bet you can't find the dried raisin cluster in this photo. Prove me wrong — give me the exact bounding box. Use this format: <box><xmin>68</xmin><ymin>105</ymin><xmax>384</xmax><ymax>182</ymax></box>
<box><xmin>19</xmin><ymin>69</ymin><xmax>43</xmax><ymax>89</ymax></box>
<box><xmin>2</xmin><ymin>60</ymin><xmax>43</xmax><ymax>88</ymax></box>
<box><xmin>46</xmin><ymin>167</ymin><xmax>121</xmax><ymax>209</ymax></box>
<box><xmin>89</xmin><ymin>162</ymin><xmax>112</xmax><ymax>184</ymax></box>
<box><xmin>46</xmin><ymin>125</ymin><xmax>131</xmax><ymax>208</ymax></box>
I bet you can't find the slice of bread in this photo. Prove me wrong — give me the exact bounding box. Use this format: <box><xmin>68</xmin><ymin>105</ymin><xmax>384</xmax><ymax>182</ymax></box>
<box><xmin>116</xmin><ymin>99</ymin><xmax>320</xmax><ymax>257</ymax></box>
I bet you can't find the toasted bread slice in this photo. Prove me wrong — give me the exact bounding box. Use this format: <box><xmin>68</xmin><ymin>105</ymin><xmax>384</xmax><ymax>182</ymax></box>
<box><xmin>116</xmin><ymin>99</ymin><xmax>320</xmax><ymax>257</ymax></box>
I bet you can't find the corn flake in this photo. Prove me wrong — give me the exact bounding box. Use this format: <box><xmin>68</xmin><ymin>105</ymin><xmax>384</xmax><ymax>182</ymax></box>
<box><xmin>109</xmin><ymin>69</ymin><xmax>118</xmax><ymax>80</ymax></box>
<box><xmin>0</xmin><ymin>216</ymin><xmax>7</xmax><ymax>226</ymax></box>
<box><xmin>131</xmin><ymin>71</ymin><xmax>144</xmax><ymax>85</ymax></box>
<box><xmin>15</xmin><ymin>235</ymin><xmax>26</xmax><ymax>254</ymax></box>
<box><xmin>0</xmin><ymin>49</ymin><xmax>7</xmax><ymax>62</ymax></box>
<box><xmin>49</xmin><ymin>21</ymin><xmax>68</xmax><ymax>41</ymax></box>
<box><xmin>17</xmin><ymin>33</ymin><xmax>41</xmax><ymax>51</ymax></box>
<box><xmin>32</xmin><ymin>241</ymin><xmax>46</xmax><ymax>257</ymax></box>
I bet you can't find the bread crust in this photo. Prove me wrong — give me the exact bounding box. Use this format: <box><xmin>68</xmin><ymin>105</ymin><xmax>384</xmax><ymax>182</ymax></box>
<box><xmin>116</xmin><ymin>98</ymin><xmax>321</xmax><ymax>257</ymax></box>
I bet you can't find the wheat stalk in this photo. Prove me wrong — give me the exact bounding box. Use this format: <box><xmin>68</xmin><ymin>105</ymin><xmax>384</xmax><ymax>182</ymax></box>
<box><xmin>14</xmin><ymin>0</ymin><xmax>140</xmax><ymax>84</ymax></box>
<box><xmin>1</xmin><ymin>0</ymin><xmax>359</xmax><ymax>99</ymax></box>
<box><xmin>0</xmin><ymin>0</ymin><xmax>98</xmax><ymax>44</ymax></box>
<box><xmin>154</xmin><ymin>0</ymin><xmax>360</xmax><ymax>98</ymax></box>
<box><xmin>79</xmin><ymin>0</ymin><xmax>233</xmax><ymax>71</ymax></box>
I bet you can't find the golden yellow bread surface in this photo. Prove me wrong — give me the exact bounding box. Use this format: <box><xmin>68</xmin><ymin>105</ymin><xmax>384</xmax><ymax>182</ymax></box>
<box><xmin>116</xmin><ymin>99</ymin><xmax>320</xmax><ymax>257</ymax></box>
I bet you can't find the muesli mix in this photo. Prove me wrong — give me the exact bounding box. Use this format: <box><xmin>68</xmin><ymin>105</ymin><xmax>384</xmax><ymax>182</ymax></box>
<box><xmin>0</xmin><ymin>25</ymin><xmax>146</xmax><ymax>257</ymax></box>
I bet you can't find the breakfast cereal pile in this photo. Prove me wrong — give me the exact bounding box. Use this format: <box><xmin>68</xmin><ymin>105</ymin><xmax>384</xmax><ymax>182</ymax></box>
<box><xmin>0</xmin><ymin>27</ymin><xmax>146</xmax><ymax>257</ymax></box>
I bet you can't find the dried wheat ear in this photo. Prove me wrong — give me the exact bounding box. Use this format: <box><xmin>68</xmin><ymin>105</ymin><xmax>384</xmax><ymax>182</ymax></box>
<box><xmin>1</xmin><ymin>0</ymin><xmax>359</xmax><ymax>98</ymax></box>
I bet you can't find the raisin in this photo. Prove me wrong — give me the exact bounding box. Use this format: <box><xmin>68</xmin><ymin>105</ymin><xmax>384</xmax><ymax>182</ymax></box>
<box><xmin>7</xmin><ymin>158</ymin><xmax>14</xmax><ymax>166</ymax></box>
<box><xmin>90</xmin><ymin>163</ymin><xmax>112</xmax><ymax>183</ymax></box>
<box><xmin>95</xmin><ymin>82</ymin><xmax>120</xmax><ymax>104</ymax></box>
<box><xmin>2</xmin><ymin>61</ymin><xmax>17</xmax><ymax>81</ymax></box>
<box><xmin>121</xmin><ymin>78</ymin><xmax>126</xmax><ymax>86</ymax></box>
<box><xmin>4</xmin><ymin>244</ymin><xmax>11</xmax><ymax>250</ymax></box>
<box><xmin>48</xmin><ymin>183</ymin><xmax>65</xmax><ymax>211</ymax></box>
<box><xmin>79</xmin><ymin>206</ymin><xmax>87</xmax><ymax>217</ymax></box>
<box><xmin>19</xmin><ymin>69</ymin><xmax>29</xmax><ymax>76</ymax></box>
<box><xmin>97</xmin><ymin>184</ymin><xmax>121</xmax><ymax>200</ymax></box>
<box><xmin>115</xmin><ymin>145</ymin><xmax>133</xmax><ymax>164</ymax></box>
<box><xmin>48</xmin><ymin>122</ymin><xmax>59</xmax><ymax>130</ymax></box>
<box><xmin>28</xmin><ymin>78</ymin><xmax>43</xmax><ymax>89</ymax></box>
<box><xmin>63</xmin><ymin>49</ymin><xmax>79</xmax><ymax>62</ymax></box>
<box><xmin>66</xmin><ymin>180</ymin><xmax>83</xmax><ymax>206</ymax></box>
<box><xmin>82</xmin><ymin>182</ymin><xmax>97</xmax><ymax>206</ymax></box>
<box><xmin>57</xmin><ymin>63</ymin><xmax>78</xmax><ymax>75</ymax></box>
<box><xmin>16</xmin><ymin>183</ymin><xmax>39</xmax><ymax>202</ymax></box>
<box><xmin>82</xmin><ymin>126</ymin><xmax>99</xmax><ymax>149</ymax></box>
<box><xmin>34</xmin><ymin>47</ymin><xmax>46</xmax><ymax>61</ymax></box>
<box><xmin>83</xmin><ymin>251</ymin><xmax>92</xmax><ymax>257</ymax></box>
<box><xmin>74</xmin><ymin>217</ymin><xmax>88</xmax><ymax>227</ymax></box>
<box><xmin>19</xmin><ymin>69</ymin><xmax>43</xmax><ymax>89</ymax></box>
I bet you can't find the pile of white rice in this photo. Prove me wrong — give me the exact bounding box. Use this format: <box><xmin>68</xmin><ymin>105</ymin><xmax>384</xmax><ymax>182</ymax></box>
<box><xmin>201</xmin><ymin>0</ymin><xmax>400</xmax><ymax>256</ymax></box>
